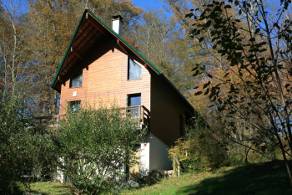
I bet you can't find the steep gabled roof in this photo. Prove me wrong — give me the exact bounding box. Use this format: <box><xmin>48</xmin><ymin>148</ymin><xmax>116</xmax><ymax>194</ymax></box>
<box><xmin>51</xmin><ymin>9</ymin><xmax>194</xmax><ymax>111</ymax></box>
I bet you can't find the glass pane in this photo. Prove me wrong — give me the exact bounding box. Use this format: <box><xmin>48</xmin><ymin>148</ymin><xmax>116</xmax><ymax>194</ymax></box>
<box><xmin>55</xmin><ymin>93</ymin><xmax>60</xmax><ymax>114</ymax></box>
<box><xmin>128</xmin><ymin>59</ymin><xmax>141</xmax><ymax>80</ymax></box>
<box><xmin>70</xmin><ymin>73</ymin><xmax>82</xmax><ymax>88</ymax></box>
<box><xmin>128</xmin><ymin>94</ymin><xmax>141</xmax><ymax>118</ymax></box>
<box><xmin>69</xmin><ymin>101</ymin><xmax>81</xmax><ymax>112</ymax></box>
<box><xmin>128</xmin><ymin>94</ymin><xmax>141</xmax><ymax>106</ymax></box>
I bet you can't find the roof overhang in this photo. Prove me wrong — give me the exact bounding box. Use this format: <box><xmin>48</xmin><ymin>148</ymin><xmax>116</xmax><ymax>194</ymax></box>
<box><xmin>51</xmin><ymin>9</ymin><xmax>194</xmax><ymax>111</ymax></box>
<box><xmin>51</xmin><ymin>9</ymin><xmax>161</xmax><ymax>92</ymax></box>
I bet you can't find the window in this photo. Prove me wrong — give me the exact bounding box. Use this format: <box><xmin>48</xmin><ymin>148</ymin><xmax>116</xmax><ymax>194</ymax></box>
<box><xmin>70</xmin><ymin>72</ymin><xmax>83</xmax><ymax>88</ymax></box>
<box><xmin>128</xmin><ymin>58</ymin><xmax>141</xmax><ymax>80</ymax></box>
<box><xmin>127</xmin><ymin>93</ymin><xmax>141</xmax><ymax>117</ymax></box>
<box><xmin>54</xmin><ymin>93</ymin><xmax>60</xmax><ymax>114</ymax></box>
<box><xmin>128</xmin><ymin>93</ymin><xmax>141</xmax><ymax>107</ymax></box>
<box><xmin>68</xmin><ymin>100</ymin><xmax>81</xmax><ymax>112</ymax></box>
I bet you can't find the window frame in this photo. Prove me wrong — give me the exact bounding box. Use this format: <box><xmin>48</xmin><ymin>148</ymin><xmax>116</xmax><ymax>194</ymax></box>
<box><xmin>69</xmin><ymin>71</ymin><xmax>83</xmax><ymax>88</ymax></box>
<box><xmin>68</xmin><ymin>100</ymin><xmax>81</xmax><ymax>112</ymax></box>
<box><xmin>127</xmin><ymin>58</ymin><xmax>142</xmax><ymax>80</ymax></box>
<box><xmin>127</xmin><ymin>93</ymin><xmax>141</xmax><ymax>118</ymax></box>
<box><xmin>127</xmin><ymin>93</ymin><xmax>141</xmax><ymax>107</ymax></box>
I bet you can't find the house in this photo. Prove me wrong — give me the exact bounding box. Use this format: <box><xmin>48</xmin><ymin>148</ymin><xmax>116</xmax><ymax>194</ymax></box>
<box><xmin>51</xmin><ymin>9</ymin><xmax>194</xmax><ymax>172</ymax></box>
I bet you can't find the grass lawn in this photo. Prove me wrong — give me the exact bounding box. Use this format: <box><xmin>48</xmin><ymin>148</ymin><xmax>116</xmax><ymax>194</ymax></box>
<box><xmin>122</xmin><ymin>171</ymin><xmax>215</xmax><ymax>195</ymax></box>
<box><xmin>26</xmin><ymin>161</ymin><xmax>292</xmax><ymax>195</ymax></box>
<box><xmin>123</xmin><ymin>160</ymin><xmax>292</xmax><ymax>195</ymax></box>
<box><xmin>25</xmin><ymin>182</ymin><xmax>73</xmax><ymax>195</ymax></box>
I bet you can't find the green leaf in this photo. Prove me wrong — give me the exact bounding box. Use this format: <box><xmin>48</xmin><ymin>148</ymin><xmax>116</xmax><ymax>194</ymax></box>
<box><xmin>198</xmin><ymin>37</ymin><xmax>204</xmax><ymax>42</ymax></box>
<box><xmin>224</xmin><ymin>5</ymin><xmax>232</xmax><ymax>9</ymax></box>
<box><xmin>195</xmin><ymin>91</ymin><xmax>203</xmax><ymax>96</ymax></box>
<box><xmin>205</xmin><ymin>20</ymin><xmax>212</xmax><ymax>28</ymax></box>
<box><xmin>203</xmin><ymin>81</ymin><xmax>211</xmax><ymax>89</ymax></box>
<box><xmin>185</xmin><ymin>12</ymin><xmax>193</xmax><ymax>18</ymax></box>
<box><xmin>193</xmin><ymin>70</ymin><xmax>200</xmax><ymax>76</ymax></box>
<box><xmin>224</xmin><ymin>72</ymin><xmax>229</xmax><ymax>78</ymax></box>
<box><xmin>204</xmin><ymin>88</ymin><xmax>210</xmax><ymax>95</ymax></box>
<box><xmin>206</xmin><ymin>73</ymin><xmax>213</xmax><ymax>78</ymax></box>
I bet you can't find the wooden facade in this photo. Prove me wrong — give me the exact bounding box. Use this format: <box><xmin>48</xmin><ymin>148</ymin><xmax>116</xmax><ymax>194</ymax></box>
<box><xmin>59</xmin><ymin>43</ymin><xmax>151</xmax><ymax>116</ymax></box>
<box><xmin>52</xmin><ymin>10</ymin><xmax>194</xmax><ymax>171</ymax></box>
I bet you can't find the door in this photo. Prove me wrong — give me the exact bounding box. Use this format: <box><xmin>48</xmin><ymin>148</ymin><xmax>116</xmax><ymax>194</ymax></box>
<box><xmin>127</xmin><ymin>93</ymin><xmax>141</xmax><ymax>117</ymax></box>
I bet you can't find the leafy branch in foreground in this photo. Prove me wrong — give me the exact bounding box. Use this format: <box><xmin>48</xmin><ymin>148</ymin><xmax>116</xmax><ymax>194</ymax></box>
<box><xmin>187</xmin><ymin>0</ymin><xmax>292</xmax><ymax>185</ymax></box>
<box><xmin>0</xmin><ymin>95</ymin><xmax>56</xmax><ymax>193</ymax></box>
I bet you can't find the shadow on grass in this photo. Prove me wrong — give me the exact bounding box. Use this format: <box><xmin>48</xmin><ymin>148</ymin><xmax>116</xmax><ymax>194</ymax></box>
<box><xmin>177</xmin><ymin>161</ymin><xmax>292</xmax><ymax>195</ymax></box>
<box><xmin>26</xmin><ymin>190</ymin><xmax>48</xmax><ymax>195</ymax></box>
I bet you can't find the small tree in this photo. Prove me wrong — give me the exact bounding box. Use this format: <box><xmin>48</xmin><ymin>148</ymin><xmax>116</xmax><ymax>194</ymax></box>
<box><xmin>187</xmin><ymin>0</ymin><xmax>292</xmax><ymax>185</ymax></box>
<box><xmin>0</xmin><ymin>95</ymin><xmax>55</xmax><ymax>193</ymax></box>
<box><xmin>169</xmin><ymin>116</ymin><xmax>228</xmax><ymax>175</ymax></box>
<box><xmin>57</xmin><ymin>107</ymin><xmax>146</xmax><ymax>194</ymax></box>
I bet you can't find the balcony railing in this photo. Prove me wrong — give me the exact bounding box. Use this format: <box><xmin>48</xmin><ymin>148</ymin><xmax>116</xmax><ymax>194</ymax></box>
<box><xmin>33</xmin><ymin>105</ymin><xmax>150</xmax><ymax>129</ymax></box>
<box><xmin>120</xmin><ymin>105</ymin><xmax>150</xmax><ymax>129</ymax></box>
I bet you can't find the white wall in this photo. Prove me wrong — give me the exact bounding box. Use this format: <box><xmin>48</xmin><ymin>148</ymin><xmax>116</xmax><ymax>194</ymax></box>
<box><xmin>139</xmin><ymin>142</ymin><xmax>150</xmax><ymax>173</ymax></box>
<box><xmin>149</xmin><ymin>134</ymin><xmax>172</xmax><ymax>170</ymax></box>
<box><xmin>55</xmin><ymin>157</ymin><xmax>65</xmax><ymax>183</ymax></box>
<box><xmin>139</xmin><ymin>133</ymin><xmax>172</xmax><ymax>173</ymax></box>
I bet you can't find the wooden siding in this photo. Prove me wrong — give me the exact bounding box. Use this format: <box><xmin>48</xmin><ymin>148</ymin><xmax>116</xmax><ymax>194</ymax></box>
<box><xmin>59</xmin><ymin>41</ymin><xmax>151</xmax><ymax>115</ymax></box>
<box><xmin>59</xmin><ymin>39</ymin><xmax>193</xmax><ymax>147</ymax></box>
<box><xmin>150</xmin><ymin>73</ymin><xmax>191</xmax><ymax>146</ymax></box>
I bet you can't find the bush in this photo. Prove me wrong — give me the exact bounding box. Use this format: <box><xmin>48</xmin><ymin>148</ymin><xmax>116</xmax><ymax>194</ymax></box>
<box><xmin>57</xmin><ymin>107</ymin><xmax>146</xmax><ymax>194</ymax></box>
<box><xmin>169</xmin><ymin>126</ymin><xmax>228</xmax><ymax>174</ymax></box>
<box><xmin>0</xmin><ymin>97</ymin><xmax>55</xmax><ymax>193</ymax></box>
<box><xmin>130</xmin><ymin>170</ymin><xmax>163</xmax><ymax>186</ymax></box>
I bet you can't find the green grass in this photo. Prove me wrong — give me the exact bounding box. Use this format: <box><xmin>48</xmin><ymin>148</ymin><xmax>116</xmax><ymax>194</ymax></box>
<box><xmin>122</xmin><ymin>171</ymin><xmax>216</xmax><ymax>195</ymax></box>
<box><xmin>26</xmin><ymin>182</ymin><xmax>73</xmax><ymax>195</ymax></box>
<box><xmin>123</xmin><ymin>161</ymin><xmax>292</xmax><ymax>195</ymax></box>
<box><xmin>26</xmin><ymin>161</ymin><xmax>292</xmax><ymax>195</ymax></box>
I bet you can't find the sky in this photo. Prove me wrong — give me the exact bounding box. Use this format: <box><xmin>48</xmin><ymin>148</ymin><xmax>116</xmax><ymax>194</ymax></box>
<box><xmin>133</xmin><ymin>0</ymin><xmax>165</xmax><ymax>11</ymax></box>
<box><xmin>1</xmin><ymin>0</ymin><xmax>29</xmax><ymax>15</ymax></box>
<box><xmin>2</xmin><ymin>0</ymin><xmax>286</xmax><ymax>12</ymax></box>
<box><xmin>1</xmin><ymin>0</ymin><xmax>166</xmax><ymax>15</ymax></box>
<box><xmin>2</xmin><ymin>0</ymin><xmax>288</xmax><ymax>22</ymax></box>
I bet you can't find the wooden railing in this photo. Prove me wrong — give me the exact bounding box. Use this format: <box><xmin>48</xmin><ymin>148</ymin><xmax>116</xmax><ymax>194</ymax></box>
<box><xmin>33</xmin><ymin>115</ymin><xmax>61</xmax><ymax>128</ymax></box>
<box><xmin>33</xmin><ymin>105</ymin><xmax>150</xmax><ymax>129</ymax></box>
<box><xmin>120</xmin><ymin>105</ymin><xmax>150</xmax><ymax>129</ymax></box>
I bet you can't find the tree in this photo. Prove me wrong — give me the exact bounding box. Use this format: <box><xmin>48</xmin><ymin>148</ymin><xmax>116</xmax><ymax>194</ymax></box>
<box><xmin>21</xmin><ymin>0</ymin><xmax>142</xmax><ymax>116</ymax></box>
<box><xmin>131</xmin><ymin>12</ymin><xmax>169</xmax><ymax>69</ymax></box>
<box><xmin>0</xmin><ymin>94</ymin><xmax>56</xmax><ymax>193</ymax></box>
<box><xmin>187</xmin><ymin>0</ymin><xmax>292</xmax><ymax>185</ymax></box>
<box><xmin>169</xmin><ymin>115</ymin><xmax>228</xmax><ymax>176</ymax></box>
<box><xmin>165</xmin><ymin>0</ymin><xmax>222</xmax><ymax>91</ymax></box>
<box><xmin>57</xmin><ymin>106</ymin><xmax>146</xmax><ymax>194</ymax></box>
<box><xmin>0</xmin><ymin>0</ymin><xmax>25</xmax><ymax>99</ymax></box>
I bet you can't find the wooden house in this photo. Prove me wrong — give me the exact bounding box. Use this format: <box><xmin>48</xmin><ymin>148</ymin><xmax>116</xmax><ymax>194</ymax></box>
<box><xmin>51</xmin><ymin>9</ymin><xmax>194</xmax><ymax>172</ymax></box>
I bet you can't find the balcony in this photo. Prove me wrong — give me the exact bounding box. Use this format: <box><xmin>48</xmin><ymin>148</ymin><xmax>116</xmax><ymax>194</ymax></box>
<box><xmin>33</xmin><ymin>105</ymin><xmax>150</xmax><ymax>130</ymax></box>
<box><xmin>120</xmin><ymin>105</ymin><xmax>150</xmax><ymax>129</ymax></box>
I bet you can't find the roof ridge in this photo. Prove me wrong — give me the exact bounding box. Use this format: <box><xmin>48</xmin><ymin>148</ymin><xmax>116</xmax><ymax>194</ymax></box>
<box><xmin>86</xmin><ymin>9</ymin><xmax>162</xmax><ymax>74</ymax></box>
<box><xmin>51</xmin><ymin>9</ymin><xmax>194</xmax><ymax>110</ymax></box>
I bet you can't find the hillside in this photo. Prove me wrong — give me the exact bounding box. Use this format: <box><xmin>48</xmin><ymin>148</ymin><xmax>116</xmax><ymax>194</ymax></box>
<box><xmin>28</xmin><ymin>161</ymin><xmax>292</xmax><ymax>195</ymax></box>
<box><xmin>123</xmin><ymin>161</ymin><xmax>292</xmax><ymax>195</ymax></box>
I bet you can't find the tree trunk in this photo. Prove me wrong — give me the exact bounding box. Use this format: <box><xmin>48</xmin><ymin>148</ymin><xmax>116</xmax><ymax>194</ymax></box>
<box><xmin>125</xmin><ymin>148</ymin><xmax>130</xmax><ymax>182</ymax></box>
<box><xmin>276</xmin><ymin>134</ymin><xmax>292</xmax><ymax>186</ymax></box>
<box><xmin>280</xmin><ymin>146</ymin><xmax>292</xmax><ymax>186</ymax></box>
<box><xmin>244</xmin><ymin>147</ymin><xmax>251</xmax><ymax>164</ymax></box>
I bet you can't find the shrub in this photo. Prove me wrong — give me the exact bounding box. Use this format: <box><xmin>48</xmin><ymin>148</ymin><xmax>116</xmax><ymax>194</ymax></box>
<box><xmin>0</xmin><ymin>97</ymin><xmax>55</xmax><ymax>193</ymax></box>
<box><xmin>130</xmin><ymin>170</ymin><xmax>163</xmax><ymax>186</ymax></box>
<box><xmin>57</xmin><ymin>107</ymin><xmax>146</xmax><ymax>194</ymax></box>
<box><xmin>169</xmin><ymin>126</ymin><xmax>228</xmax><ymax>174</ymax></box>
